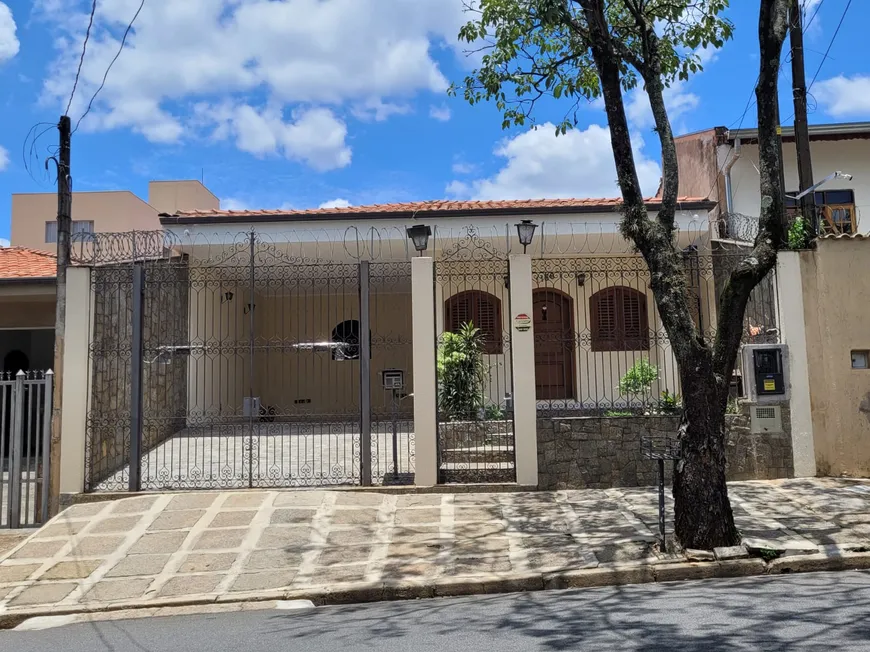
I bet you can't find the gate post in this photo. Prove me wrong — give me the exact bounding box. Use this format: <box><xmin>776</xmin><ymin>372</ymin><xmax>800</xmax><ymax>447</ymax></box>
<box><xmin>8</xmin><ymin>371</ymin><xmax>25</xmax><ymax>528</ymax></box>
<box><xmin>411</xmin><ymin>256</ymin><xmax>437</xmax><ymax>486</ymax></box>
<box><xmin>508</xmin><ymin>254</ymin><xmax>538</xmax><ymax>487</ymax></box>
<box><xmin>59</xmin><ymin>267</ymin><xmax>92</xmax><ymax>497</ymax></box>
<box><xmin>129</xmin><ymin>262</ymin><xmax>145</xmax><ymax>492</ymax></box>
<box><xmin>359</xmin><ymin>260</ymin><xmax>373</xmax><ymax>486</ymax></box>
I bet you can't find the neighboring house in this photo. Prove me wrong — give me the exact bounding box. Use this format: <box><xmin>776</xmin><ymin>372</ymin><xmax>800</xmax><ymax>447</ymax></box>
<box><xmin>0</xmin><ymin>247</ymin><xmax>57</xmax><ymax>375</ymax></box>
<box><xmin>1</xmin><ymin>180</ymin><xmax>220</xmax><ymax>376</ymax></box>
<box><xmin>674</xmin><ymin>121</ymin><xmax>870</xmax><ymax>235</ymax></box>
<box><xmin>9</xmin><ymin>180</ymin><xmax>219</xmax><ymax>251</ymax></box>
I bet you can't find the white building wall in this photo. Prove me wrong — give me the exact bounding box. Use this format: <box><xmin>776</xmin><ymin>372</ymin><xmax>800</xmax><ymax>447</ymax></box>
<box><xmin>721</xmin><ymin>139</ymin><xmax>870</xmax><ymax>232</ymax></box>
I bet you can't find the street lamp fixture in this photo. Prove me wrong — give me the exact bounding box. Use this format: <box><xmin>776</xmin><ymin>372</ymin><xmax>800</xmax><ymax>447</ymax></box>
<box><xmin>406</xmin><ymin>224</ymin><xmax>432</xmax><ymax>256</ymax></box>
<box><xmin>515</xmin><ymin>220</ymin><xmax>538</xmax><ymax>254</ymax></box>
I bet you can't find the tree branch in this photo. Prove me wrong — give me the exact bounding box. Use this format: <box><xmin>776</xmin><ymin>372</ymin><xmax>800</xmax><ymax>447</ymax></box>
<box><xmin>712</xmin><ymin>0</ymin><xmax>791</xmax><ymax>398</ymax></box>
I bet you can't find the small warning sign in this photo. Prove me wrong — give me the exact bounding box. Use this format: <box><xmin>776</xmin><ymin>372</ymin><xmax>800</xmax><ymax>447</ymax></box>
<box><xmin>514</xmin><ymin>313</ymin><xmax>532</xmax><ymax>332</ymax></box>
<box><xmin>763</xmin><ymin>379</ymin><xmax>776</xmax><ymax>392</ymax></box>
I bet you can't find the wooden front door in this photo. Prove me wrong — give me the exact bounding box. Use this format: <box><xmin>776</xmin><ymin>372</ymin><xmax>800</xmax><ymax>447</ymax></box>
<box><xmin>533</xmin><ymin>289</ymin><xmax>575</xmax><ymax>400</ymax></box>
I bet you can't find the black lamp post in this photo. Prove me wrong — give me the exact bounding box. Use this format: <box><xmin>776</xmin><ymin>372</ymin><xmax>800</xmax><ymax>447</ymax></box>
<box><xmin>406</xmin><ymin>224</ymin><xmax>432</xmax><ymax>256</ymax></box>
<box><xmin>516</xmin><ymin>220</ymin><xmax>538</xmax><ymax>254</ymax></box>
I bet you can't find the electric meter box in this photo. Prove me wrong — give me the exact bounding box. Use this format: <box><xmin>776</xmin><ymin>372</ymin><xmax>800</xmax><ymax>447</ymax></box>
<box><xmin>381</xmin><ymin>369</ymin><xmax>405</xmax><ymax>390</ymax></box>
<box><xmin>741</xmin><ymin>344</ymin><xmax>789</xmax><ymax>404</ymax></box>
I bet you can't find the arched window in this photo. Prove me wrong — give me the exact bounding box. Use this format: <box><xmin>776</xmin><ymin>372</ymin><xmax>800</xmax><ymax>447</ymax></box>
<box><xmin>332</xmin><ymin>319</ymin><xmax>361</xmax><ymax>360</ymax></box>
<box><xmin>444</xmin><ymin>290</ymin><xmax>502</xmax><ymax>354</ymax></box>
<box><xmin>590</xmin><ymin>286</ymin><xmax>650</xmax><ymax>352</ymax></box>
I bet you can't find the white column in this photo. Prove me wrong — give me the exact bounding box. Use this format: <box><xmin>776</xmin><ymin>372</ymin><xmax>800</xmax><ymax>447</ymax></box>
<box><xmin>509</xmin><ymin>254</ymin><xmax>538</xmax><ymax>487</ymax></box>
<box><xmin>411</xmin><ymin>256</ymin><xmax>438</xmax><ymax>486</ymax></box>
<box><xmin>60</xmin><ymin>266</ymin><xmax>92</xmax><ymax>495</ymax></box>
<box><xmin>777</xmin><ymin>252</ymin><xmax>816</xmax><ymax>477</ymax></box>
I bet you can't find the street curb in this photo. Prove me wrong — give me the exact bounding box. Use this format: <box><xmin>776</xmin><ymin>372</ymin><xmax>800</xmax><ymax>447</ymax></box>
<box><xmin>4</xmin><ymin>552</ymin><xmax>870</xmax><ymax>629</ymax></box>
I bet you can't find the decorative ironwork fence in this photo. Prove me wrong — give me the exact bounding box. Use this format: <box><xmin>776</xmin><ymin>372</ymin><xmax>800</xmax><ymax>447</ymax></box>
<box><xmin>1</xmin><ymin>371</ymin><xmax>53</xmax><ymax>528</ymax></box>
<box><xmin>434</xmin><ymin>229</ymin><xmax>516</xmax><ymax>483</ymax></box>
<box><xmin>85</xmin><ymin>231</ymin><xmax>414</xmax><ymax>492</ymax></box>
<box><xmin>532</xmin><ymin>252</ymin><xmax>779</xmax><ymax>416</ymax></box>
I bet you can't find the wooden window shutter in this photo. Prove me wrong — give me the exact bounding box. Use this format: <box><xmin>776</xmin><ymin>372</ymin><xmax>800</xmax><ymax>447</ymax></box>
<box><xmin>590</xmin><ymin>286</ymin><xmax>649</xmax><ymax>352</ymax></box>
<box><xmin>445</xmin><ymin>290</ymin><xmax>503</xmax><ymax>354</ymax></box>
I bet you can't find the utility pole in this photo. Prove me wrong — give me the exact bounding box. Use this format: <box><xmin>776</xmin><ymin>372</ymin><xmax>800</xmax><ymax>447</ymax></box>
<box><xmin>48</xmin><ymin>115</ymin><xmax>71</xmax><ymax>516</ymax></box>
<box><xmin>790</xmin><ymin>0</ymin><xmax>816</xmax><ymax>232</ymax></box>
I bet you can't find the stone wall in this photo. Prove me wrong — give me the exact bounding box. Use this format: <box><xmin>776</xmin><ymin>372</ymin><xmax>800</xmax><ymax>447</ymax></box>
<box><xmin>87</xmin><ymin>259</ymin><xmax>189</xmax><ymax>489</ymax></box>
<box><xmin>537</xmin><ymin>402</ymin><xmax>793</xmax><ymax>490</ymax></box>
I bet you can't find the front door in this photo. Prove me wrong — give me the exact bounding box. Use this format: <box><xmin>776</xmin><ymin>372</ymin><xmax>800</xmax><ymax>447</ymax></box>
<box><xmin>533</xmin><ymin>289</ymin><xmax>575</xmax><ymax>400</ymax></box>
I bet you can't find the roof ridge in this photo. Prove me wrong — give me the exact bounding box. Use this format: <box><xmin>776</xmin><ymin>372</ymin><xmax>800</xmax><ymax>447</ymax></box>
<box><xmin>2</xmin><ymin>246</ymin><xmax>57</xmax><ymax>258</ymax></box>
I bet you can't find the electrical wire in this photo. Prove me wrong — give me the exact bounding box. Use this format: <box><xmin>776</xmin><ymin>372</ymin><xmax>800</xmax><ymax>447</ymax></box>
<box><xmin>807</xmin><ymin>0</ymin><xmax>851</xmax><ymax>92</ymax></box>
<box><xmin>66</xmin><ymin>0</ymin><xmax>98</xmax><ymax>116</ymax></box>
<box><xmin>73</xmin><ymin>0</ymin><xmax>146</xmax><ymax>134</ymax></box>
<box><xmin>803</xmin><ymin>0</ymin><xmax>825</xmax><ymax>32</ymax></box>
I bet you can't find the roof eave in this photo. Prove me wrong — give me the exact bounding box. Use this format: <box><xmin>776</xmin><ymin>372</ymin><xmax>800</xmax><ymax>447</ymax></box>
<box><xmin>0</xmin><ymin>276</ymin><xmax>57</xmax><ymax>285</ymax></box>
<box><xmin>160</xmin><ymin>200</ymin><xmax>717</xmax><ymax>226</ymax></box>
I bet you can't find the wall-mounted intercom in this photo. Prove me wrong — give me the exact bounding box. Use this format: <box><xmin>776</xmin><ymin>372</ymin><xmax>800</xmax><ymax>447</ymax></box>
<box><xmin>741</xmin><ymin>344</ymin><xmax>789</xmax><ymax>404</ymax></box>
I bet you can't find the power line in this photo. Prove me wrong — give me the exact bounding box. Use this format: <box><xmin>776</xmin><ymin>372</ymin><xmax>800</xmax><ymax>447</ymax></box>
<box><xmin>784</xmin><ymin>0</ymin><xmax>852</xmax><ymax>122</ymax></box>
<box><xmin>803</xmin><ymin>0</ymin><xmax>825</xmax><ymax>31</ymax></box>
<box><xmin>66</xmin><ymin>0</ymin><xmax>98</xmax><ymax>116</ymax></box>
<box><xmin>807</xmin><ymin>0</ymin><xmax>851</xmax><ymax>92</ymax></box>
<box><xmin>73</xmin><ymin>0</ymin><xmax>146</xmax><ymax>134</ymax></box>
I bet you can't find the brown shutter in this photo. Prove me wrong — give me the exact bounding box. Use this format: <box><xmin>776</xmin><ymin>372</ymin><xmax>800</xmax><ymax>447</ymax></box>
<box><xmin>444</xmin><ymin>291</ymin><xmax>502</xmax><ymax>354</ymax></box>
<box><xmin>591</xmin><ymin>286</ymin><xmax>649</xmax><ymax>352</ymax></box>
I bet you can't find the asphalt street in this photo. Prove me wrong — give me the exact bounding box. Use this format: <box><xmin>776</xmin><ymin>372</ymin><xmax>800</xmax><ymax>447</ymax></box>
<box><xmin>3</xmin><ymin>571</ymin><xmax>870</xmax><ymax>651</ymax></box>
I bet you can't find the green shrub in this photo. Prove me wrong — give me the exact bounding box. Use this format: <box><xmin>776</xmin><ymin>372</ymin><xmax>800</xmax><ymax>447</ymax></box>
<box><xmin>788</xmin><ymin>215</ymin><xmax>813</xmax><ymax>250</ymax></box>
<box><xmin>658</xmin><ymin>390</ymin><xmax>682</xmax><ymax>414</ymax></box>
<box><xmin>437</xmin><ymin>322</ymin><xmax>487</xmax><ymax>421</ymax></box>
<box><xmin>618</xmin><ymin>359</ymin><xmax>659</xmax><ymax>406</ymax></box>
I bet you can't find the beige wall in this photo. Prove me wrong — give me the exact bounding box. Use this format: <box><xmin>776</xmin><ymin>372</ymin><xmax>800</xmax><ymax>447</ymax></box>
<box><xmin>12</xmin><ymin>181</ymin><xmax>220</xmax><ymax>251</ymax></box>
<box><xmin>11</xmin><ymin>191</ymin><xmax>160</xmax><ymax>250</ymax></box>
<box><xmin>801</xmin><ymin>238</ymin><xmax>870</xmax><ymax>476</ymax></box>
<box><xmin>186</xmin><ymin>270</ymin><xmax>413</xmax><ymax>420</ymax></box>
<box><xmin>148</xmin><ymin>181</ymin><xmax>220</xmax><ymax>215</ymax></box>
<box><xmin>0</xmin><ymin>295</ymin><xmax>56</xmax><ymax>328</ymax></box>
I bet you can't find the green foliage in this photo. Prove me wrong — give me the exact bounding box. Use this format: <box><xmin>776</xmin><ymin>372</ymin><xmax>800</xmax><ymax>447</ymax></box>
<box><xmin>605</xmin><ymin>410</ymin><xmax>635</xmax><ymax>417</ymax></box>
<box><xmin>658</xmin><ymin>390</ymin><xmax>682</xmax><ymax>414</ymax></box>
<box><xmin>726</xmin><ymin>396</ymin><xmax>741</xmax><ymax>415</ymax></box>
<box><xmin>484</xmin><ymin>402</ymin><xmax>505</xmax><ymax>420</ymax></box>
<box><xmin>451</xmin><ymin>0</ymin><xmax>733</xmax><ymax>133</ymax></box>
<box><xmin>787</xmin><ymin>215</ymin><xmax>813</xmax><ymax>250</ymax></box>
<box><xmin>437</xmin><ymin>322</ymin><xmax>488</xmax><ymax>421</ymax></box>
<box><xmin>618</xmin><ymin>359</ymin><xmax>659</xmax><ymax>403</ymax></box>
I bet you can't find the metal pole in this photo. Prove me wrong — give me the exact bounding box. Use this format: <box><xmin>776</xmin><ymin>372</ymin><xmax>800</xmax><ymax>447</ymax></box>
<box><xmin>129</xmin><ymin>263</ymin><xmax>145</xmax><ymax>492</ymax></box>
<box><xmin>248</xmin><ymin>229</ymin><xmax>256</xmax><ymax>488</ymax></box>
<box><xmin>789</xmin><ymin>0</ymin><xmax>817</xmax><ymax>234</ymax></box>
<box><xmin>41</xmin><ymin>371</ymin><xmax>54</xmax><ymax>524</ymax></box>
<box><xmin>658</xmin><ymin>458</ymin><xmax>666</xmax><ymax>546</ymax></box>
<box><xmin>9</xmin><ymin>371</ymin><xmax>25</xmax><ymax>529</ymax></box>
<box><xmin>391</xmin><ymin>390</ymin><xmax>399</xmax><ymax>481</ymax></box>
<box><xmin>359</xmin><ymin>260</ymin><xmax>372</xmax><ymax>486</ymax></box>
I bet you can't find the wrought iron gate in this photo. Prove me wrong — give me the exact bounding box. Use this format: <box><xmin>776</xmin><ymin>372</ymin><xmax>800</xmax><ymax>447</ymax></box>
<box><xmin>434</xmin><ymin>228</ymin><xmax>516</xmax><ymax>483</ymax></box>
<box><xmin>85</xmin><ymin>232</ymin><xmax>414</xmax><ymax>492</ymax></box>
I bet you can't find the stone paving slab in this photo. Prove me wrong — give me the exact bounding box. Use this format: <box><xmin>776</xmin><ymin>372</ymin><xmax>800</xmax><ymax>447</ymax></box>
<box><xmin>1</xmin><ymin>478</ymin><xmax>870</xmax><ymax>619</ymax></box>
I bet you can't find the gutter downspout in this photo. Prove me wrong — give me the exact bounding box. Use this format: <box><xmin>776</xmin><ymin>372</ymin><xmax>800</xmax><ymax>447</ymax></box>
<box><xmin>723</xmin><ymin>136</ymin><xmax>742</xmax><ymax>214</ymax></box>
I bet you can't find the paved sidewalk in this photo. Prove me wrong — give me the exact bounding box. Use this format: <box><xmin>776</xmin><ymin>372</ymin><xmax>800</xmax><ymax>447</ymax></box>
<box><xmin>2</xmin><ymin>478</ymin><xmax>870</xmax><ymax>622</ymax></box>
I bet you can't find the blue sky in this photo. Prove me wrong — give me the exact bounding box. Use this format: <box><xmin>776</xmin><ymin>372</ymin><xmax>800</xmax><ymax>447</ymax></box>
<box><xmin>1</xmin><ymin>0</ymin><xmax>868</xmax><ymax>242</ymax></box>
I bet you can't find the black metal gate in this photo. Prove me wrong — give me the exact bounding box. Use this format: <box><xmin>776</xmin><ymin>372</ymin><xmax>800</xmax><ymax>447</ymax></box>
<box><xmin>434</xmin><ymin>228</ymin><xmax>516</xmax><ymax>483</ymax></box>
<box><xmin>85</xmin><ymin>232</ymin><xmax>414</xmax><ymax>491</ymax></box>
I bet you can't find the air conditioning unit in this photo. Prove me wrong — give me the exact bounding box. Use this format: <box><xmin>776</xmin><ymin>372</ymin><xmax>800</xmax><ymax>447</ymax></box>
<box><xmin>243</xmin><ymin>396</ymin><xmax>261</xmax><ymax>417</ymax></box>
<box><xmin>741</xmin><ymin>344</ymin><xmax>789</xmax><ymax>404</ymax></box>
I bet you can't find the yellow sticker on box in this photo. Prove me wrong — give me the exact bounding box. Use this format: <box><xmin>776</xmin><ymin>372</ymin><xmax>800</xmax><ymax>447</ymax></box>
<box><xmin>763</xmin><ymin>379</ymin><xmax>776</xmax><ymax>391</ymax></box>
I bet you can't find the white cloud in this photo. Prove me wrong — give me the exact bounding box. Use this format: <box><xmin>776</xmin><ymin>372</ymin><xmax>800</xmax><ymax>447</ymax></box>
<box><xmin>451</xmin><ymin>161</ymin><xmax>477</xmax><ymax>175</ymax></box>
<box><xmin>210</xmin><ymin>104</ymin><xmax>351</xmax><ymax>171</ymax></box>
<box><xmin>221</xmin><ymin>197</ymin><xmax>294</xmax><ymax>211</ymax></box>
<box><xmin>37</xmin><ymin>0</ymin><xmax>470</xmax><ymax>163</ymax></box>
<box><xmin>429</xmin><ymin>104</ymin><xmax>452</xmax><ymax>121</ymax></box>
<box><xmin>0</xmin><ymin>238</ymin><xmax>9</xmax><ymax>247</ymax></box>
<box><xmin>623</xmin><ymin>80</ymin><xmax>699</xmax><ymax>130</ymax></box>
<box><xmin>0</xmin><ymin>145</ymin><xmax>9</xmax><ymax>171</ymax></box>
<box><xmin>0</xmin><ymin>2</ymin><xmax>19</xmax><ymax>63</ymax></box>
<box><xmin>814</xmin><ymin>75</ymin><xmax>870</xmax><ymax>118</ymax></box>
<box><xmin>447</xmin><ymin>123</ymin><xmax>661</xmax><ymax>200</ymax></box>
<box><xmin>319</xmin><ymin>198</ymin><xmax>352</xmax><ymax>209</ymax></box>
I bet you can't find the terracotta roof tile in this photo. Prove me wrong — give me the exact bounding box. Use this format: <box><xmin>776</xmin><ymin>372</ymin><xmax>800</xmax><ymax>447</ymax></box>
<box><xmin>0</xmin><ymin>247</ymin><xmax>57</xmax><ymax>279</ymax></box>
<box><xmin>819</xmin><ymin>232</ymin><xmax>870</xmax><ymax>240</ymax></box>
<box><xmin>167</xmin><ymin>196</ymin><xmax>714</xmax><ymax>220</ymax></box>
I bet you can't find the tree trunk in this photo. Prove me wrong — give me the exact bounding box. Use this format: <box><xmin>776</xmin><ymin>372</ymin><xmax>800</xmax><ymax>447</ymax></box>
<box><xmin>672</xmin><ymin>352</ymin><xmax>739</xmax><ymax>549</ymax></box>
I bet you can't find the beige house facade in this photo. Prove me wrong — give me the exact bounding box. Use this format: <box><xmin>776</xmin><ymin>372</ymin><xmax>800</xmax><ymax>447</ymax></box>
<box><xmin>674</xmin><ymin>121</ymin><xmax>870</xmax><ymax>235</ymax></box>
